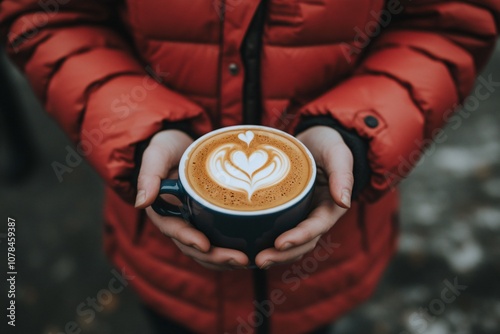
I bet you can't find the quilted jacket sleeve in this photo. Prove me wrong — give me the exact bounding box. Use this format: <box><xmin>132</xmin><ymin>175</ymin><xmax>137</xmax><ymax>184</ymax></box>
<box><xmin>299</xmin><ymin>0</ymin><xmax>500</xmax><ymax>201</ymax></box>
<box><xmin>0</xmin><ymin>0</ymin><xmax>211</xmax><ymax>202</ymax></box>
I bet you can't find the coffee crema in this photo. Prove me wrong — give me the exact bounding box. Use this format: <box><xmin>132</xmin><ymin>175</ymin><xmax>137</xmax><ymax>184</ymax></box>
<box><xmin>185</xmin><ymin>128</ymin><xmax>313</xmax><ymax>211</ymax></box>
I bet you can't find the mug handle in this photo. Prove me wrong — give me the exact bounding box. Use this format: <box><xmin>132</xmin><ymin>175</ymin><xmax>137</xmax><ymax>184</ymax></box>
<box><xmin>151</xmin><ymin>179</ymin><xmax>186</xmax><ymax>217</ymax></box>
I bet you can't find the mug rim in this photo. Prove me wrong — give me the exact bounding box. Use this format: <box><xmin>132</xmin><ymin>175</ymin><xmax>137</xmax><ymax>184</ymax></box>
<box><xmin>178</xmin><ymin>125</ymin><xmax>317</xmax><ymax>216</ymax></box>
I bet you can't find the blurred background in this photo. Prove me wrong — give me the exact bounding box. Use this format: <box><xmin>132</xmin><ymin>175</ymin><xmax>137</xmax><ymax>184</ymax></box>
<box><xmin>0</xmin><ymin>41</ymin><xmax>499</xmax><ymax>334</ymax></box>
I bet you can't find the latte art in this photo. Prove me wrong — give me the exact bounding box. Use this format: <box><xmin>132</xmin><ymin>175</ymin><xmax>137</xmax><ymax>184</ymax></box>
<box><xmin>185</xmin><ymin>127</ymin><xmax>313</xmax><ymax>211</ymax></box>
<box><xmin>207</xmin><ymin>131</ymin><xmax>291</xmax><ymax>200</ymax></box>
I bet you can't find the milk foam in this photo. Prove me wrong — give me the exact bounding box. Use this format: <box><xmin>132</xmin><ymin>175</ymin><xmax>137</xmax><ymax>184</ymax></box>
<box><xmin>207</xmin><ymin>131</ymin><xmax>291</xmax><ymax>200</ymax></box>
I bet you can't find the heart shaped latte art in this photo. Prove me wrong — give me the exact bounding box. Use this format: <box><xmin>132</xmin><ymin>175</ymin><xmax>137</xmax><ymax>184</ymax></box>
<box><xmin>237</xmin><ymin>130</ymin><xmax>254</xmax><ymax>146</ymax></box>
<box><xmin>206</xmin><ymin>131</ymin><xmax>290</xmax><ymax>200</ymax></box>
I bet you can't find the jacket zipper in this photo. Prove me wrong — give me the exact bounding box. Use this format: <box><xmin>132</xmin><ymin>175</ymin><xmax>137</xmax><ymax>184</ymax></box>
<box><xmin>252</xmin><ymin>268</ymin><xmax>269</xmax><ymax>334</ymax></box>
<box><xmin>241</xmin><ymin>2</ymin><xmax>269</xmax><ymax>333</ymax></box>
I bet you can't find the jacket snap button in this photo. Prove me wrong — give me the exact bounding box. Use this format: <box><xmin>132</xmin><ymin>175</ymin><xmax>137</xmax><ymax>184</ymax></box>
<box><xmin>228</xmin><ymin>63</ymin><xmax>239</xmax><ymax>75</ymax></box>
<box><xmin>364</xmin><ymin>115</ymin><xmax>379</xmax><ymax>128</ymax></box>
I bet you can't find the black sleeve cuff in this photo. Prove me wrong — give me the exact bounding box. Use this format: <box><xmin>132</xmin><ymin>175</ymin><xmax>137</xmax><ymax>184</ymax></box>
<box><xmin>131</xmin><ymin>121</ymin><xmax>196</xmax><ymax>189</ymax></box>
<box><xmin>294</xmin><ymin>116</ymin><xmax>371</xmax><ymax>199</ymax></box>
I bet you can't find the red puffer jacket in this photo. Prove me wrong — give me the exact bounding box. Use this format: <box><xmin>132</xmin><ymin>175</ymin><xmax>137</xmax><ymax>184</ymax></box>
<box><xmin>1</xmin><ymin>0</ymin><xmax>499</xmax><ymax>333</ymax></box>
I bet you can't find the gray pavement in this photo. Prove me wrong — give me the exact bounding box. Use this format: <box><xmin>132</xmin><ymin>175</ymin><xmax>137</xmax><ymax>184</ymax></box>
<box><xmin>0</xmin><ymin>43</ymin><xmax>499</xmax><ymax>334</ymax></box>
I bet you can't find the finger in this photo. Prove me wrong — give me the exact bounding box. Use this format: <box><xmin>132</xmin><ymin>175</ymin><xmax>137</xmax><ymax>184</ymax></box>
<box><xmin>255</xmin><ymin>236</ymin><xmax>320</xmax><ymax>269</ymax></box>
<box><xmin>322</xmin><ymin>142</ymin><xmax>354</xmax><ymax>208</ymax></box>
<box><xmin>135</xmin><ymin>145</ymin><xmax>175</xmax><ymax>208</ymax></box>
<box><xmin>273</xmin><ymin>200</ymin><xmax>346</xmax><ymax>250</ymax></box>
<box><xmin>173</xmin><ymin>240</ymin><xmax>249</xmax><ymax>268</ymax></box>
<box><xmin>135</xmin><ymin>131</ymin><xmax>192</xmax><ymax>208</ymax></box>
<box><xmin>192</xmin><ymin>259</ymin><xmax>236</xmax><ymax>271</ymax></box>
<box><xmin>295</xmin><ymin>127</ymin><xmax>354</xmax><ymax>208</ymax></box>
<box><xmin>146</xmin><ymin>207</ymin><xmax>211</xmax><ymax>252</ymax></box>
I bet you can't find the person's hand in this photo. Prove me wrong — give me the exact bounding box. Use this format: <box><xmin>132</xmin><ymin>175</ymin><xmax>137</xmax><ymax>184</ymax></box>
<box><xmin>255</xmin><ymin>126</ymin><xmax>353</xmax><ymax>269</ymax></box>
<box><xmin>135</xmin><ymin>130</ymin><xmax>249</xmax><ymax>270</ymax></box>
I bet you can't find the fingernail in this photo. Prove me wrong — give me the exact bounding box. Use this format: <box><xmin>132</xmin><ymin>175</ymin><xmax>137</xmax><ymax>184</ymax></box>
<box><xmin>135</xmin><ymin>190</ymin><xmax>146</xmax><ymax>207</ymax></box>
<box><xmin>261</xmin><ymin>261</ymin><xmax>274</xmax><ymax>270</ymax></box>
<box><xmin>341</xmin><ymin>189</ymin><xmax>351</xmax><ymax>208</ymax></box>
<box><xmin>191</xmin><ymin>244</ymin><xmax>204</xmax><ymax>252</ymax></box>
<box><xmin>280</xmin><ymin>242</ymin><xmax>293</xmax><ymax>251</ymax></box>
<box><xmin>229</xmin><ymin>259</ymin><xmax>245</xmax><ymax>267</ymax></box>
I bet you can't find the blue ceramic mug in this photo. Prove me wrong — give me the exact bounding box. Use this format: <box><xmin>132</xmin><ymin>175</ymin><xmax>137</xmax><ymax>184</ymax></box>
<box><xmin>152</xmin><ymin>125</ymin><xmax>316</xmax><ymax>262</ymax></box>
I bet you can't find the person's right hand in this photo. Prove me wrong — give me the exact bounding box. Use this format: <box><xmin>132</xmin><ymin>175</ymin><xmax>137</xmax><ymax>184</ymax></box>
<box><xmin>134</xmin><ymin>130</ymin><xmax>249</xmax><ymax>270</ymax></box>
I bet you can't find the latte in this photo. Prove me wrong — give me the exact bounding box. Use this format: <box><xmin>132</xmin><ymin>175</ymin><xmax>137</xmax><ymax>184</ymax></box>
<box><xmin>185</xmin><ymin>127</ymin><xmax>313</xmax><ymax>211</ymax></box>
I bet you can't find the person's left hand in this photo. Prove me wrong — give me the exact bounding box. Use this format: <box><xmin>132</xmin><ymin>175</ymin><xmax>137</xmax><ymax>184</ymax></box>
<box><xmin>255</xmin><ymin>126</ymin><xmax>354</xmax><ymax>269</ymax></box>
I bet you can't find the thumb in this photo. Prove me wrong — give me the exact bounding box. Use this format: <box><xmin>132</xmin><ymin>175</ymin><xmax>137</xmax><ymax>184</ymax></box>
<box><xmin>135</xmin><ymin>145</ymin><xmax>173</xmax><ymax>209</ymax></box>
<box><xmin>135</xmin><ymin>131</ymin><xmax>192</xmax><ymax>208</ymax></box>
<box><xmin>322</xmin><ymin>142</ymin><xmax>354</xmax><ymax>209</ymax></box>
<box><xmin>296</xmin><ymin>126</ymin><xmax>354</xmax><ymax>209</ymax></box>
